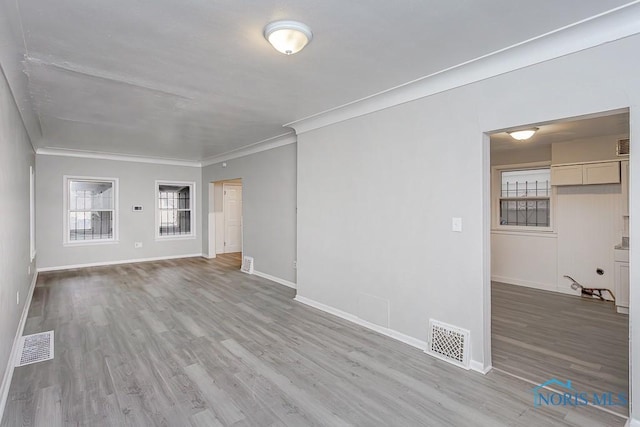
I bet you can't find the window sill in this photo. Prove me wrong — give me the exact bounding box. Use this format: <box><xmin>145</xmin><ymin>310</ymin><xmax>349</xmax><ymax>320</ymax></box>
<box><xmin>491</xmin><ymin>229</ymin><xmax>557</xmax><ymax>238</ymax></box>
<box><xmin>155</xmin><ymin>235</ymin><xmax>196</xmax><ymax>241</ymax></box>
<box><xmin>64</xmin><ymin>240</ymin><xmax>119</xmax><ymax>247</ymax></box>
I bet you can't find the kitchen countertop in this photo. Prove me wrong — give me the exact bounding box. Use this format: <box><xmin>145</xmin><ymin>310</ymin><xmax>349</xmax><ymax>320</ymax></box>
<box><xmin>615</xmin><ymin>236</ymin><xmax>629</xmax><ymax>250</ymax></box>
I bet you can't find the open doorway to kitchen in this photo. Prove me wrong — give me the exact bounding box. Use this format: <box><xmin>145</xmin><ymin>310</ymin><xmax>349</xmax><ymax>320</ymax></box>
<box><xmin>488</xmin><ymin>110</ymin><xmax>630</xmax><ymax>417</ymax></box>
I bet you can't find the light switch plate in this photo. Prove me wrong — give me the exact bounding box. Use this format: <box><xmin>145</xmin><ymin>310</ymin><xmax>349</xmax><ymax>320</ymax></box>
<box><xmin>452</xmin><ymin>217</ymin><xmax>462</xmax><ymax>232</ymax></box>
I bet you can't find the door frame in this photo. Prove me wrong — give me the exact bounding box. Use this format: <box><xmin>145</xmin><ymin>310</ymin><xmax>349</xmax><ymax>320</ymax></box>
<box><xmin>208</xmin><ymin>179</ymin><xmax>243</xmax><ymax>258</ymax></box>
<box><xmin>482</xmin><ymin>108</ymin><xmax>635</xmax><ymax>413</ymax></box>
<box><xmin>223</xmin><ymin>182</ymin><xmax>243</xmax><ymax>254</ymax></box>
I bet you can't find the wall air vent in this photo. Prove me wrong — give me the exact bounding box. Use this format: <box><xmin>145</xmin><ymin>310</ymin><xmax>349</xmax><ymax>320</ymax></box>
<box><xmin>426</xmin><ymin>319</ymin><xmax>470</xmax><ymax>369</ymax></box>
<box><xmin>241</xmin><ymin>256</ymin><xmax>254</xmax><ymax>274</ymax></box>
<box><xmin>617</xmin><ymin>138</ymin><xmax>630</xmax><ymax>156</ymax></box>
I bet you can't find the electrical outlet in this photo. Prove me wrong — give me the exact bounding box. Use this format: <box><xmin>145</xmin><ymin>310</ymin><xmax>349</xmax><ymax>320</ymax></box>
<box><xmin>134</xmin><ymin>242</ymin><xmax>143</xmax><ymax>248</ymax></box>
<box><xmin>293</xmin><ymin>260</ymin><xmax>297</xmax><ymax>269</ymax></box>
<box><xmin>16</xmin><ymin>291</ymin><xmax>19</xmax><ymax>305</ymax></box>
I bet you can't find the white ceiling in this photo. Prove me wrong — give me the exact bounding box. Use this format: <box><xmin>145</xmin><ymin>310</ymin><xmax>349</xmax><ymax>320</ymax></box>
<box><xmin>0</xmin><ymin>0</ymin><xmax>634</xmax><ymax>161</ymax></box>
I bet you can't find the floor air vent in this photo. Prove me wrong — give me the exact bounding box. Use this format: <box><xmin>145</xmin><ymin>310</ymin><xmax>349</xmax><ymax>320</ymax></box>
<box><xmin>16</xmin><ymin>331</ymin><xmax>54</xmax><ymax>367</ymax></box>
<box><xmin>426</xmin><ymin>320</ymin><xmax>470</xmax><ymax>369</ymax></box>
<box><xmin>241</xmin><ymin>256</ymin><xmax>254</xmax><ymax>274</ymax></box>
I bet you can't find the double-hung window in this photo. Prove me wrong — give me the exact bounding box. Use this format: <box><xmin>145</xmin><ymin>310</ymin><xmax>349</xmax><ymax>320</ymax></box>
<box><xmin>65</xmin><ymin>177</ymin><xmax>118</xmax><ymax>244</ymax></box>
<box><xmin>499</xmin><ymin>168</ymin><xmax>551</xmax><ymax>228</ymax></box>
<box><xmin>30</xmin><ymin>166</ymin><xmax>36</xmax><ymax>260</ymax></box>
<box><xmin>156</xmin><ymin>181</ymin><xmax>195</xmax><ymax>238</ymax></box>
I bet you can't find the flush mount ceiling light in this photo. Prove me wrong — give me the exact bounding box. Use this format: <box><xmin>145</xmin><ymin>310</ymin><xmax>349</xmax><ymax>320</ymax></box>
<box><xmin>508</xmin><ymin>127</ymin><xmax>539</xmax><ymax>141</ymax></box>
<box><xmin>264</xmin><ymin>20</ymin><xmax>313</xmax><ymax>55</ymax></box>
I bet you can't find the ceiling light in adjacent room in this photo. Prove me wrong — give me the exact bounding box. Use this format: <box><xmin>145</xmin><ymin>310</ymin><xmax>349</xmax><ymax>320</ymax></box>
<box><xmin>264</xmin><ymin>20</ymin><xmax>313</xmax><ymax>55</ymax></box>
<box><xmin>508</xmin><ymin>127</ymin><xmax>539</xmax><ymax>141</ymax></box>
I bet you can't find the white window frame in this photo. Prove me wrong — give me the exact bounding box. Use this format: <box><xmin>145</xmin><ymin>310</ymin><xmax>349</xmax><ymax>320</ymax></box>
<box><xmin>63</xmin><ymin>175</ymin><xmax>119</xmax><ymax>246</ymax></box>
<box><xmin>30</xmin><ymin>166</ymin><xmax>36</xmax><ymax>261</ymax></box>
<box><xmin>155</xmin><ymin>180</ymin><xmax>196</xmax><ymax>240</ymax></box>
<box><xmin>491</xmin><ymin>162</ymin><xmax>555</xmax><ymax>233</ymax></box>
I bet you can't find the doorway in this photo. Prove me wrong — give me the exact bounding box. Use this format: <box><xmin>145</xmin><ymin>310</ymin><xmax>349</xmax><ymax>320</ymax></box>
<box><xmin>208</xmin><ymin>178</ymin><xmax>243</xmax><ymax>257</ymax></box>
<box><xmin>223</xmin><ymin>182</ymin><xmax>242</xmax><ymax>253</ymax></box>
<box><xmin>488</xmin><ymin>110</ymin><xmax>630</xmax><ymax>417</ymax></box>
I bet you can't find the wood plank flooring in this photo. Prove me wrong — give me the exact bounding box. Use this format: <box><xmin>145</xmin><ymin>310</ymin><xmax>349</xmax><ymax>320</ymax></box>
<box><xmin>1</xmin><ymin>256</ymin><xmax>626</xmax><ymax>426</ymax></box>
<box><xmin>492</xmin><ymin>281</ymin><xmax>629</xmax><ymax>416</ymax></box>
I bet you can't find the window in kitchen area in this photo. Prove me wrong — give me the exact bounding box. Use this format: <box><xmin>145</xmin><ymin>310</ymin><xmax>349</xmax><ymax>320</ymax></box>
<box><xmin>497</xmin><ymin>167</ymin><xmax>551</xmax><ymax>229</ymax></box>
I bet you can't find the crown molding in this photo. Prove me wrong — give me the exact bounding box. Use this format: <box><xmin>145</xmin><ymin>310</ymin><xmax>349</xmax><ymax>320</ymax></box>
<box><xmin>36</xmin><ymin>147</ymin><xmax>202</xmax><ymax>167</ymax></box>
<box><xmin>286</xmin><ymin>1</ymin><xmax>640</xmax><ymax>135</ymax></box>
<box><xmin>201</xmin><ymin>132</ymin><xmax>297</xmax><ymax>166</ymax></box>
<box><xmin>35</xmin><ymin>133</ymin><xmax>298</xmax><ymax>168</ymax></box>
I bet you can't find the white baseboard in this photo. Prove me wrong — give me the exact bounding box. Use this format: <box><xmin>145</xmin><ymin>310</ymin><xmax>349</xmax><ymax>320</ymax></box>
<box><xmin>37</xmin><ymin>253</ymin><xmax>205</xmax><ymax>272</ymax></box>
<box><xmin>491</xmin><ymin>275</ymin><xmax>556</xmax><ymax>292</ymax></box>
<box><xmin>294</xmin><ymin>295</ymin><xmax>429</xmax><ymax>351</ymax></box>
<box><xmin>253</xmin><ymin>270</ymin><xmax>296</xmax><ymax>289</ymax></box>
<box><xmin>0</xmin><ymin>271</ymin><xmax>38</xmax><ymax>419</ymax></box>
<box><xmin>627</xmin><ymin>417</ymin><xmax>639</xmax><ymax>427</ymax></box>
<box><xmin>469</xmin><ymin>361</ymin><xmax>492</xmax><ymax>375</ymax></box>
<box><xmin>294</xmin><ymin>295</ymin><xmax>487</xmax><ymax>373</ymax></box>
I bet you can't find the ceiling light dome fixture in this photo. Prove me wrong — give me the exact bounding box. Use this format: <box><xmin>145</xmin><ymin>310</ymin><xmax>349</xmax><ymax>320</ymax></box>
<box><xmin>264</xmin><ymin>20</ymin><xmax>313</xmax><ymax>55</ymax></box>
<box><xmin>508</xmin><ymin>127</ymin><xmax>539</xmax><ymax>141</ymax></box>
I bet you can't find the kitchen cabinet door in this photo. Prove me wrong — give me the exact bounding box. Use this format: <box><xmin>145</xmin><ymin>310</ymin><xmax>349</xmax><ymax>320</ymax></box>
<box><xmin>615</xmin><ymin>261</ymin><xmax>629</xmax><ymax>314</ymax></box>
<box><xmin>582</xmin><ymin>161</ymin><xmax>620</xmax><ymax>185</ymax></box>
<box><xmin>622</xmin><ymin>160</ymin><xmax>629</xmax><ymax>215</ymax></box>
<box><xmin>551</xmin><ymin>164</ymin><xmax>583</xmax><ymax>186</ymax></box>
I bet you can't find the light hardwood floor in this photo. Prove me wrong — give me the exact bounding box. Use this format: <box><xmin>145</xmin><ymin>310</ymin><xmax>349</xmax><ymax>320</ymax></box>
<box><xmin>492</xmin><ymin>281</ymin><xmax>629</xmax><ymax>416</ymax></box>
<box><xmin>1</xmin><ymin>256</ymin><xmax>626</xmax><ymax>426</ymax></box>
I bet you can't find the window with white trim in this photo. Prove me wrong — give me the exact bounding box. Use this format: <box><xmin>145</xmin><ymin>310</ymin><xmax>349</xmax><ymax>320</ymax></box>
<box><xmin>156</xmin><ymin>181</ymin><xmax>195</xmax><ymax>238</ymax></box>
<box><xmin>30</xmin><ymin>166</ymin><xmax>36</xmax><ymax>260</ymax></box>
<box><xmin>499</xmin><ymin>168</ymin><xmax>551</xmax><ymax>228</ymax></box>
<box><xmin>65</xmin><ymin>177</ymin><xmax>117</xmax><ymax>243</ymax></box>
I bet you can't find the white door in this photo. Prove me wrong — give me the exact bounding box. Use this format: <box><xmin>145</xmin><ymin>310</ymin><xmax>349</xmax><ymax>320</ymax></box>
<box><xmin>223</xmin><ymin>184</ymin><xmax>242</xmax><ymax>253</ymax></box>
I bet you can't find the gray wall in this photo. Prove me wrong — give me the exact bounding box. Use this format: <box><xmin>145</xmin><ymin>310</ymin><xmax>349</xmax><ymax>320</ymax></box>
<box><xmin>213</xmin><ymin>181</ymin><xmax>224</xmax><ymax>254</ymax></box>
<box><xmin>202</xmin><ymin>144</ymin><xmax>297</xmax><ymax>283</ymax></box>
<box><xmin>0</xmin><ymin>67</ymin><xmax>35</xmax><ymax>402</ymax></box>
<box><xmin>296</xmin><ymin>34</ymin><xmax>640</xmax><ymax>374</ymax></box>
<box><xmin>36</xmin><ymin>155</ymin><xmax>202</xmax><ymax>269</ymax></box>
